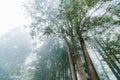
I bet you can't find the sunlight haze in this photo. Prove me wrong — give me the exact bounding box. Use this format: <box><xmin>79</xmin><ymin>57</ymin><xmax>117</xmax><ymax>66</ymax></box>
<box><xmin>0</xmin><ymin>0</ymin><xmax>26</xmax><ymax>36</ymax></box>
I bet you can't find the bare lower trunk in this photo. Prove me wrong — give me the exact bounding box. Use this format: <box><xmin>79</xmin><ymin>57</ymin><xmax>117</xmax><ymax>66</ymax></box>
<box><xmin>63</xmin><ymin>36</ymin><xmax>77</xmax><ymax>80</ymax></box>
<box><xmin>78</xmin><ymin>33</ymin><xmax>99</xmax><ymax>80</ymax></box>
<box><xmin>70</xmin><ymin>35</ymin><xmax>87</xmax><ymax>80</ymax></box>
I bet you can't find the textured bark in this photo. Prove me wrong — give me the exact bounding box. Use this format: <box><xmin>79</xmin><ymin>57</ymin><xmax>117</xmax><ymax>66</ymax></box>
<box><xmin>78</xmin><ymin>33</ymin><xmax>99</xmax><ymax>80</ymax></box>
<box><xmin>63</xmin><ymin>36</ymin><xmax>77</xmax><ymax>80</ymax></box>
<box><xmin>70</xmin><ymin>35</ymin><xmax>87</xmax><ymax>80</ymax></box>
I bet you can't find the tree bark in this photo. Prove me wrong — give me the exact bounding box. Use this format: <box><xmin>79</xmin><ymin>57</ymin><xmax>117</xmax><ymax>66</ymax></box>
<box><xmin>78</xmin><ymin>33</ymin><xmax>99</xmax><ymax>80</ymax></box>
<box><xmin>70</xmin><ymin>35</ymin><xmax>87</xmax><ymax>80</ymax></box>
<box><xmin>63</xmin><ymin>36</ymin><xmax>77</xmax><ymax>80</ymax></box>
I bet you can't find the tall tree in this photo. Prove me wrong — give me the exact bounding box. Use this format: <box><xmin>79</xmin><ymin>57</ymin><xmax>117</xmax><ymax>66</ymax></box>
<box><xmin>24</xmin><ymin>0</ymin><xmax>119</xmax><ymax>80</ymax></box>
<box><xmin>63</xmin><ymin>36</ymin><xmax>77</xmax><ymax>80</ymax></box>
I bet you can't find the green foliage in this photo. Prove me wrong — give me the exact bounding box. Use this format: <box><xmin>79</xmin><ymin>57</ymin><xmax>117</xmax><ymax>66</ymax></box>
<box><xmin>43</xmin><ymin>26</ymin><xmax>54</xmax><ymax>36</ymax></box>
<box><xmin>110</xmin><ymin>2</ymin><xmax>120</xmax><ymax>23</ymax></box>
<box><xmin>85</xmin><ymin>0</ymin><xmax>99</xmax><ymax>7</ymax></box>
<box><xmin>32</xmin><ymin>38</ymin><xmax>70</xmax><ymax>80</ymax></box>
<box><xmin>25</xmin><ymin>0</ymin><xmax>120</xmax><ymax>79</ymax></box>
<box><xmin>91</xmin><ymin>16</ymin><xmax>113</xmax><ymax>25</ymax></box>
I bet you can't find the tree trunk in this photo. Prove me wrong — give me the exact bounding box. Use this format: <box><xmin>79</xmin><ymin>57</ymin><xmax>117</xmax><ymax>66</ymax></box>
<box><xmin>89</xmin><ymin>38</ymin><xmax>110</xmax><ymax>80</ymax></box>
<box><xmin>93</xmin><ymin>37</ymin><xmax>120</xmax><ymax>79</ymax></box>
<box><xmin>65</xmin><ymin>69</ymin><xmax>68</xmax><ymax>80</ymax></box>
<box><xmin>63</xmin><ymin>36</ymin><xmax>77</xmax><ymax>80</ymax></box>
<box><xmin>94</xmin><ymin>49</ymin><xmax>110</xmax><ymax>80</ymax></box>
<box><xmin>78</xmin><ymin>33</ymin><xmax>99</xmax><ymax>80</ymax></box>
<box><xmin>70</xmin><ymin>35</ymin><xmax>87</xmax><ymax>80</ymax></box>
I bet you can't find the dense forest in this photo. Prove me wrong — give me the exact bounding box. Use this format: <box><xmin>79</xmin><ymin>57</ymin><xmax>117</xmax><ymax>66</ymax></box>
<box><xmin>0</xmin><ymin>28</ymin><xmax>32</xmax><ymax>80</ymax></box>
<box><xmin>23</xmin><ymin>0</ymin><xmax>120</xmax><ymax>80</ymax></box>
<box><xmin>0</xmin><ymin>0</ymin><xmax>120</xmax><ymax>80</ymax></box>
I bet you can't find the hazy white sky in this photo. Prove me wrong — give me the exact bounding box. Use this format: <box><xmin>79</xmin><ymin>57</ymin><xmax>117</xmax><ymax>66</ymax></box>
<box><xmin>0</xmin><ymin>0</ymin><xmax>26</xmax><ymax>36</ymax></box>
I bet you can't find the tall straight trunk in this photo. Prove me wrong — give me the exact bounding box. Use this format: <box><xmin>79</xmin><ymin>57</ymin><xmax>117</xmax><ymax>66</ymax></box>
<box><xmin>65</xmin><ymin>69</ymin><xmax>68</xmax><ymax>80</ymax></box>
<box><xmin>70</xmin><ymin>35</ymin><xmax>87</xmax><ymax>80</ymax></box>
<box><xmin>89</xmin><ymin>38</ymin><xmax>110</xmax><ymax>80</ymax></box>
<box><xmin>58</xmin><ymin>70</ymin><xmax>60</xmax><ymax>80</ymax></box>
<box><xmin>93</xmin><ymin>37</ymin><xmax>120</xmax><ymax>79</ymax></box>
<box><xmin>93</xmin><ymin>49</ymin><xmax>110</xmax><ymax>80</ymax></box>
<box><xmin>98</xmin><ymin>38</ymin><xmax>120</xmax><ymax>74</ymax></box>
<box><xmin>63</xmin><ymin>36</ymin><xmax>77</xmax><ymax>80</ymax></box>
<box><xmin>63</xmin><ymin>69</ymin><xmax>65</xmax><ymax>80</ymax></box>
<box><xmin>78</xmin><ymin>33</ymin><xmax>99</xmax><ymax>80</ymax></box>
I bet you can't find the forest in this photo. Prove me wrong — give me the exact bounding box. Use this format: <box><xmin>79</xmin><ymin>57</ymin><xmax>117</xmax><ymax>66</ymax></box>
<box><xmin>23</xmin><ymin>0</ymin><xmax>120</xmax><ymax>80</ymax></box>
<box><xmin>0</xmin><ymin>0</ymin><xmax>120</xmax><ymax>80</ymax></box>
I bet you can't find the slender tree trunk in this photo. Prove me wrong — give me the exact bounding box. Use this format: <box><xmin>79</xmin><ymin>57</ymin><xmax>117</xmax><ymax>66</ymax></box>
<box><xmin>89</xmin><ymin>38</ymin><xmax>110</xmax><ymax>80</ymax></box>
<box><xmin>94</xmin><ymin>49</ymin><xmax>110</xmax><ymax>80</ymax></box>
<box><xmin>78</xmin><ymin>33</ymin><xmax>99</xmax><ymax>80</ymax></box>
<box><xmin>65</xmin><ymin>69</ymin><xmax>67</xmax><ymax>80</ymax></box>
<box><xmin>70</xmin><ymin>35</ymin><xmax>87</xmax><ymax>80</ymax></box>
<box><xmin>71</xmin><ymin>50</ymin><xmax>78</xmax><ymax>80</ymax></box>
<box><xmin>98</xmin><ymin>38</ymin><xmax>120</xmax><ymax>74</ymax></box>
<box><xmin>93</xmin><ymin>37</ymin><xmax>120</xmax><ymax>79</ymax></box>
<box><xmin>63</xmin><ymin>69</ymin><xmax>66</xmax><ymax>80</ymax></box>
<box><xmin>59</xmin><ymin>70</ymin><xmax>60</xmax><ymax>80</ymax></box>
<box><xmin>63</xmin><ymin>36</ymin><xmax>77</xmax><ymax>80</ymax></box>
